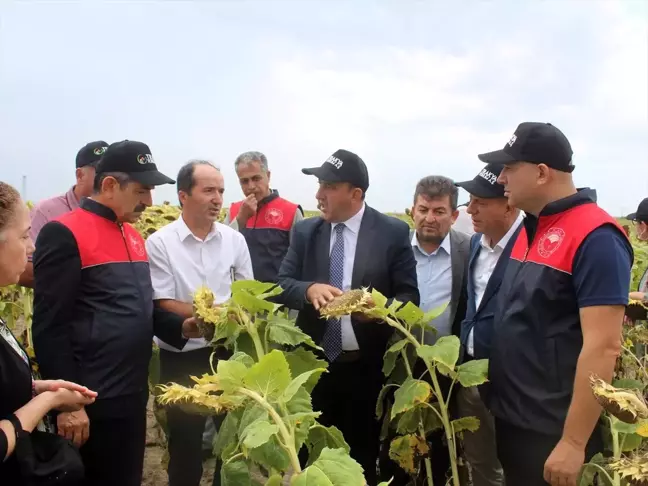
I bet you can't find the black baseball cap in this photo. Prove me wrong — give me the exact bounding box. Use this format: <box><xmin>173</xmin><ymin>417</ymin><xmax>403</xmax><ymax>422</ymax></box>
<box><xmin>478</xmin><ymin>122</ymin><xmax>575</xmax><ymax>173</ymax></box>
<box><xmin>76</xmin><ymin>140</ymin><xmax>109</xmax><ymax>168</ymax></box>
<box><xmin>627</xmin><ymin>198</ymin><xmax>648</xmax><ymax>222</ymax></box>
<box><xmin>96</xmin><ymin>140</ymin><xmax>175</xmax><ymax>186</ymax></box>
<box><xmin>455</xmin><ymin>163</ymin><xmax>505</xmax><ymax>199</ymax></box>
<box><xmin>302</xmin><ymin>149</ymin><xmax>369</xmax><ymax>191</ymax></box>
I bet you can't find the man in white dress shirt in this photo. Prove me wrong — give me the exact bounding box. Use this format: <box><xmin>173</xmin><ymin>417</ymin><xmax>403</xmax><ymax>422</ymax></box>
<box><xmin>146</xmin><ymin>160</ymin><xmax>253</xmax><ymax>486</ymax></box>
<box><xmin>454</xmin><ymin>163</ymin><xmax>523</xmax><ymax>486</ymax></box>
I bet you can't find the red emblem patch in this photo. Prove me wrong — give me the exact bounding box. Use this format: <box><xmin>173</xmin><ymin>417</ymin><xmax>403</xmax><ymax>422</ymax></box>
<box><xmin>265</xmin><ymin>208</ymin><xmax>284</xmax><ymax>226</ymax></box>
<box><xmin>537</xmin><ymin>227</ymin><xmax>565</xmax><ymax>258</ymax></box>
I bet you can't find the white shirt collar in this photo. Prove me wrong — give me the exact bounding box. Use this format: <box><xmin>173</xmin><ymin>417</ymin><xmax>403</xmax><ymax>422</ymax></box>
<box><xmin>479</xmin><ymin>211</ymin><xmax>524</xmax><ymax>251</ymax></box>
<box><xmin>412</xmin><ymin>230</ymin><xmax>451</xmax><ymax>256</ymax></box>
<box><xmin>332</xmin><ymin>203</ymin><xmax>366</xmax><ymax>235</ymax></box>
<box><xmin>176</xmin><ymin>214</ymin><xmax>220</xmax><ymax>242</ymax></box>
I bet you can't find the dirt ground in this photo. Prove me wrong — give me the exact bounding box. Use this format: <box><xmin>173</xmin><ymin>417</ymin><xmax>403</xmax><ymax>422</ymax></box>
<box><xmin>142</xmin><ymin>397</ymin><xmax>217</xmax><ymax>486</ymax></box>
<box><xmin>142</xmin><ymin>401</ymin><xmax>214</xmax><ymax>486</ymax></box>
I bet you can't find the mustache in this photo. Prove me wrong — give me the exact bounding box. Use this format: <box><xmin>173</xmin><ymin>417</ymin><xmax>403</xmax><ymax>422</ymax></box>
<box><xmin>134</xmin><ymin>204</ymin><xmax>147</xmax><ymax>213</ymax></box>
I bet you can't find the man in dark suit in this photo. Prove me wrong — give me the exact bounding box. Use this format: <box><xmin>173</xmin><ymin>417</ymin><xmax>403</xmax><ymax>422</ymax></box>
<box><xmin>454</xmin><ymin>164</ymin><xmax>523</xmax><ymax>486</ymax></box>
<box><xmin>277</xmin><ymin>149</ymin><xmax>419</xmax><ymax>484</ymax></box>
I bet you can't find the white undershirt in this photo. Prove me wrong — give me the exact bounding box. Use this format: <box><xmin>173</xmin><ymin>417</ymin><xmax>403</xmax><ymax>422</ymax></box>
<box><xmin>330</xmin><ymin>203</ymin><xmax>366</xmax><ymax>351</ymax></box>
<box><xmin>467</xmin><ymin>213</ymin><xmax>524</xmax><ymax>356</ymax></box>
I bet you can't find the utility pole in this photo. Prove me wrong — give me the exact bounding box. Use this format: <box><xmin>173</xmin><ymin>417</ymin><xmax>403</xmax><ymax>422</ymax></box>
<box><xmin>21</xmin><ymin>175</ymin><xmax>27</xmax><ymax>201</ymax></box>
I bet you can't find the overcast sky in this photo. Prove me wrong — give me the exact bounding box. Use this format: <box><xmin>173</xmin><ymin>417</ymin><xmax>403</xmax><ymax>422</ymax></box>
<box><xmin>1</xmin><ymin>0</ymin><xmax>646</xmax><ymax>216</ymax></box>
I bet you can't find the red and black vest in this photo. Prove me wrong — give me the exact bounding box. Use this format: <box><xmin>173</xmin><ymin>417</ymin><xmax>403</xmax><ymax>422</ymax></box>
<box><xmin>229</xmin><ymin>190</ymin><xmax>302</xmax><ymax>283</ymax></box>
<box><xmin>488</xmin><ymin>189</ymin><xmax>631</xmax><ymax>435</ymax></box>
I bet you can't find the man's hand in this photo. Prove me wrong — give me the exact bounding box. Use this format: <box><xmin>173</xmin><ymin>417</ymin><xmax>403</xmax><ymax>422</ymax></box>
<box><xmin>181</xmin><ymin>317</ymin><xmax>202</xmax><ymax>339</ymax></box>
<box><xmin>236</xmin><ymin>194</ymin><xmax>258</xmax><ymax>226</ymax></box>
<box><xmin>34</xmin><ymin>380</ymin><xmax>97</xmax><ymax>400</ymax></box>
<box><xmin>629</xmin><ymin>291</ymin><xmax>646</xmax><ymax>301</ymax></box>
<box><xmin>57</xmin><ymin>408</ymin><xmax>90</xmax><ymax>448</ymax></box>
<box><xmin>543</xmin><ymin>438</ymin><xmax>585</xmax><ymax>486</ymax></box>
<box><xmin>306</xmin><ymin>283</ymin><xmax>343</xmax><ymax>310</ymax></box>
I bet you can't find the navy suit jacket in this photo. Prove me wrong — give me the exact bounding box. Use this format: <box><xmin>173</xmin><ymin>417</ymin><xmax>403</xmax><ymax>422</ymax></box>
<box><xmin>459</xmin><ymin>225</ymin><xmax>522</xmax><ymax>364</ymax></box>
<box><xmin>276</xmin><ymin>205</ymin><xmax>420</xmax><ymax>362</ymax></box>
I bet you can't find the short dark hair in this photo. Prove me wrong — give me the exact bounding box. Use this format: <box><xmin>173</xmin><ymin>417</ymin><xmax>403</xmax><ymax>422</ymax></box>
<box><xmin>176</xmin><ymin>160</ymin><xmax>219</xmax><ymax>196</ymax></box>
<box><xmin>413</xmin><ymin>175</ymin><xmax>458</xmax><ymax>211</ymax></box>
<box><xmin>93</xmin><ymin>172</ymin><xmax>132</xmax><ymax>193</ymax></box>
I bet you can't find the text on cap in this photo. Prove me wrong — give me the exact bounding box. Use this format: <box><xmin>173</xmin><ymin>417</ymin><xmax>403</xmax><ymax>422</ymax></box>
<box><xmin>479</xmin><ymin>168</ymin><xmax>498</xmax><ymax>185</ymax></box>
<box><xmin>325</xmin><ymin>155</ymin><xmax>344</xmax><ymax>169</ymax></box>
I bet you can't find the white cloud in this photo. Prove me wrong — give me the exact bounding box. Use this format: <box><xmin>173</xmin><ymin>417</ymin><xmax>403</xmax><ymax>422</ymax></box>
<box><xmin>0</xmin><ymin>0</ymin><xmax>645</xmax><ymax>215</ymax></box>
<box><xmin>256</xmin><ymin>1</ymin><xmax>647</xmax><ymax>213</ymax></box>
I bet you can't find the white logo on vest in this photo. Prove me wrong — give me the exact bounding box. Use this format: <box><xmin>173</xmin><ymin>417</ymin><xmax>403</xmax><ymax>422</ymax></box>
<box><xmin>265</xmin><ymin>208</ymin><xmax>284</xmax><ymax>225</ymax></box>
<box><xmin>129</xmin><ymin>233</ymin><xmax>146</xmax><ymax>257</ymax></box>
<box><xmin>537</xmin><ymin>227</ymin><xmax>565</xmax><ymax>258</ymax></box>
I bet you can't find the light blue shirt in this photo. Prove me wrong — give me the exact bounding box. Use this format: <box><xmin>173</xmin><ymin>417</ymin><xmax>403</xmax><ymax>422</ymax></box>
<box><xmin>412</xmin><ymin>232</ymin><xmax>453</xmax><ymax>343</ymax></box>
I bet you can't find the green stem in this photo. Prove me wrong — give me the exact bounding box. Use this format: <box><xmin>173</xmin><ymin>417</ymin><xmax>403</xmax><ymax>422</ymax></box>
<box><xmin>240</xmin><ymin>311</ymin><xmax>265</xmax><ymax>360</ymax></box>
<box><xmin>401</xmin><ymin>349</ymin><xmax>413</xmax><ymax>377</ymax></box>
<box><xmin>427</xmin><ymin>360</ymin><xmax>460</xmax><ymax>486</ymax></box>
<box><xmin>264</xmin><ymin>319</ymin><xmax>271</xmax><ymax>353</ymax></box>
<box><xmin>386</xmin><ymin>316</ymin><xmax>459</xmax><ymax>486</ymax></box>
<box><xmin>610</xmin><ymin>417</ymin><xmax>622</xmax><ymax>486</ymax></box>
<box><xmin>581</xmin><ymin>463</ymin><xmax>616</xmax><ymax>486</ymax></box>
<box><xmin>238</xmin><ymin>387</ymin><xmax>301</xmax><ymax>474</ymax></box>
<box><xmin>400</xmin><ymin>348</ymin><xmax>434</xmax><ymax>485</ymax></box>
<box><xmin>225</xmin><ymin>452</ymin><xmax>245</xmax><ymax>465</ymax></box>
<box><xmin>423</xmin><ymin>457</ymin><xmax>434</xmax><ymax>486</ymax></box>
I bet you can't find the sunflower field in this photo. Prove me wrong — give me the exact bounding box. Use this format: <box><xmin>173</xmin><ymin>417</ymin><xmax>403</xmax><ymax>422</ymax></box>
<box><xmin>1</xmin><ymin>204</ymin><xmax>648</xmax><ymax>484</ymax></box>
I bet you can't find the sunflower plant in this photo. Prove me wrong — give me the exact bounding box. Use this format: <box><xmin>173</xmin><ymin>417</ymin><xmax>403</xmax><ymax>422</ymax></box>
<box><xmin>579</xmin><ymin>327</ymin><xmax>648</xmax><ymax>486</ymax></box>
<box><xmin>318</xmin><ymin>288</ymin><xmax>488</xmax><ymax>486</ymax></box>
<box><xmin>157</xmin><ymin>280</ymin><xmax>390</xmax><ymax>485</ymax></box>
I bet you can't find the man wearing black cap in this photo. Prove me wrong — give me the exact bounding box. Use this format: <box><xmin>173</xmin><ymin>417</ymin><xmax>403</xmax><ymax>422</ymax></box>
<box><xmin>32</xmin><ymin>140</ymin><xmax>201</xmax><ymax>486</ymax></box>
<box><xmin>18</xmin><ymin>140</ymin><xmax>109</xmax><ymax>287</ymax></box>
<box><xmin>454</xmin><ymin>163</ymin><xmax>523</xmax><ymax>486</ymax></box>
<box><xmin>479</xmin><ymin>123</ymin><xmax>633</xmax><ymax>486</ymax></box>
<box><xmin>627</xmin><ymin>198</ymin><xmax>648</xmax><ymax>303</ymax></box>
<box><xmin>277</xmin><ymin>149</ymin><xmax>419</xmax><ymax>483</ymax></box>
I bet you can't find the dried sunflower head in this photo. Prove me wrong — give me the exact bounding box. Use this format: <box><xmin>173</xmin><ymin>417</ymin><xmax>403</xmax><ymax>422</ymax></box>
<box><xmin>157</xmin><ymin>374</ymin><xmax>243</xmax><ymax>415</ymax></box>
<box><xmin>192</xmin><ymin>287</ymin><xmax>229</xmax><ymax>341</ymax></box>
<box><xmin>319</xmin><ymin>288</ymin><xmax>373</xmax><ymax>319</ymax></box>
<box><xmin>193</xmin><ymin>287</ymin><xmax>226</xmax><ymax>323</ymax></box>
<box><xmin>609</xmin><ymin>454</ymin><xmax>648</xmax><ymax>486</ymax></box>
<box><xmin>591</xmin><ymin>376</ymin><xmax>648</xmax><ymax>424</ymax></box>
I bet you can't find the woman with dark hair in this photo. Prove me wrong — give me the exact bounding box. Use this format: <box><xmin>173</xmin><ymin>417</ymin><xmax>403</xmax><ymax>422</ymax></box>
<box><xmin>0</xmin><ymin>180</ymin><xmax>97</xmax><ymax>484</ymax></box>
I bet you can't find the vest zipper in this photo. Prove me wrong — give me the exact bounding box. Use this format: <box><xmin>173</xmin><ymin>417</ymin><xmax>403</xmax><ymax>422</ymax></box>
<box><xmin>118</xmin><ymin>224</ymin><xmax>146</xmax><ymax>314</ymax></box>
<box><xmin>119</xmin><ymin>224</ymin><xmax>133</xmax><ymax>263</ymax></box>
